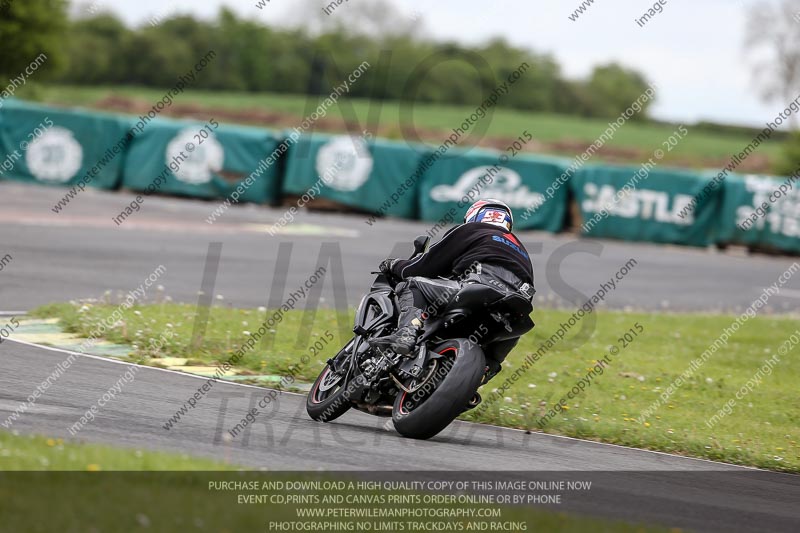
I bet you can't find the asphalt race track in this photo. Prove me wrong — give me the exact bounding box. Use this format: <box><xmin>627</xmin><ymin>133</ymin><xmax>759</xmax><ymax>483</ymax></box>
<box><xmin>2</xmin><ymin>182</ymin><xmax>800</xmax><ymax>314</ymax></box>
<box><xmin>2</xmin><ymin>340</ymin><xmax>800</xmax><ymax>532</ymax></box>
<box><xmin>2</xmin><ymin>182</ymin><xmax>800</xmax><ymax>531</ymax></box>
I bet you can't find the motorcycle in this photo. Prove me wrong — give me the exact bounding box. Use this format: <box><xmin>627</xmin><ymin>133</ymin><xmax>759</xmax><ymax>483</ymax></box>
<box><xmin>306</xmin><ymin>236</ymin><xmax>535</xmax><ymax>440</ymax></box>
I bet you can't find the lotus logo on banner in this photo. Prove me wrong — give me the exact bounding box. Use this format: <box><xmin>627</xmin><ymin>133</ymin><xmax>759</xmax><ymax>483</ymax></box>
<box><xmin>316</xmin><ymin>136</ymin><xmax>373</xmax><ymax>192</ymax></box>
<box><xmin>166</xmin><ymin>128</ymin><xmax>224</xmax><ymax>185</ymax></box>
<box><xmin>26</xmin><ymin>127</ymin><xmax>83</xmax><ymax>183</ymax></box>
<box><xmin>430</xmin><ymin>166</ymin><xmax>544</xmax><ymax>208</ymax></box>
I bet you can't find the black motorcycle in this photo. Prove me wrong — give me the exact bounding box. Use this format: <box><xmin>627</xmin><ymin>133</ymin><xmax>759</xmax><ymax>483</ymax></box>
<box><xmin>306</xmin><ymin>236</ymin><xmax>534</xmax><ymax>440</ymax></box>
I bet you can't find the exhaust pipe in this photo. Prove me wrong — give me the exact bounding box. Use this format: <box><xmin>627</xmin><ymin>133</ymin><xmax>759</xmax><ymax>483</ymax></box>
<box><xmin>355</xmin><ymin>402</ymin><xmax>393</xmax><ymax>417</ymax></box>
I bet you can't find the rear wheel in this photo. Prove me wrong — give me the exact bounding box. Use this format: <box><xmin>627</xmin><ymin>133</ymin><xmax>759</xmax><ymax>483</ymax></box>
<box><xmin>392</xmin><ymin>339</ymin><xmax>485</xmax><ymax>440</ymax></box>
<box><xmin>306</xmin><ymin>340</ymin><xmax>358</xmax><ymax>422</ymax></box>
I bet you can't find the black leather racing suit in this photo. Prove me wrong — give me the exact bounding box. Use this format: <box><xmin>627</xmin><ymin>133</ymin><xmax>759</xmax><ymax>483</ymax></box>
<box><xmin>388</xmin><ymin>222</ymin><xmax>534</xmax><ymax>371</ymax></box>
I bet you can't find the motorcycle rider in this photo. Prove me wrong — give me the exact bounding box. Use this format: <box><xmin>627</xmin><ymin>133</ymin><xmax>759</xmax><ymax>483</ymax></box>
<box><xmin>368</xmin><ymin>199</ymin><xmax>534</xmax><ymax>371</ymax></box>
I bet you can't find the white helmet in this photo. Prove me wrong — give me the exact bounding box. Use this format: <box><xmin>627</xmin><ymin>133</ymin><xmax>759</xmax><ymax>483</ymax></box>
<box><xmin>464</xmin><ymin>199</ymin><xmax>514</xmax><ymax>231</ymax></box>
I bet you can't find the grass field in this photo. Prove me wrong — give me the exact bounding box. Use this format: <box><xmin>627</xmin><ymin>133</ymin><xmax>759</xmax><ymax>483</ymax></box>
<box><xmin>0</xmin><ymin>431</ymin><xmax>233</xmax><ymax>471</ymax></box>
<box><xmin>30</xmin><ymin>301</ymin><xmax>800</xmax><ymax>473</ymax></box>
<box><xmin>25</xmin><ymin>84</ymin><xmax>783</xmax><ymax>170</ymax></box>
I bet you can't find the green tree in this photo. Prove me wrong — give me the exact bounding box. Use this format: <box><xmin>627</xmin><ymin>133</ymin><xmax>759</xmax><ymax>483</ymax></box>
<box><xmin>392</xmin><ymin>42</ymin><xmax>492</xmax><ymax>106</ymax></box>
<box><xmin>41</xmin><ymin>6</ymin><xmax>655</xmax><ymax>120</ymax></box>
<box><xmin>123</xmin><ymin>29</ymin><xmax>195</xmax><ymax>87</ymax></box>
<box><xmin>0</xmin><ymin>0</ymin><xmax>68</xmax><ymax>82</ymax></box>
<box><xmin>311</xmin><ymin>29</ymin><xmax>378</xmax><ymax>97</ymax></box>
<box><xmin>142</xmin><ymin>15</ymin><xmax>218</xmax><ymax>88</ymax></box>
<box><xmin>60</xmin><ymin>14</ymin><xmax>130</xmax><ymax>84</ymax></box>
<box><xmin>215</xmin><ymin>8</ymin><xmax>262</xmax><ymax>92</ymax></box>
<box><xmin>479</xmin><ymin>39</ymin><xmax>562</xmax><ymax>112</ymax></box>
<box><xmin>584</xmin><ymin>63</ymin><xmax>653</xmax><ymax>119</ymax></box>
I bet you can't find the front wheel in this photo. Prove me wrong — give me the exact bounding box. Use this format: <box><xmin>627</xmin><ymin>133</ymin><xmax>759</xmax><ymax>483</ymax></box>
<box><xmin>306</xmin><ymin>339</ymin><xmax>358</xmax><ymax>422</ymax></box>
<box><xmin>392</xmin><ymin>338</ymin><xmax>486</xmax><ymax>440</ymax></box>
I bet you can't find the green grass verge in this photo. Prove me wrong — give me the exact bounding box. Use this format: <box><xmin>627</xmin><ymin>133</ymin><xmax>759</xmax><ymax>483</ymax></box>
<box><xmin>467</xmin><ymin>311</ymin><xmax>800</xmax><ymax>474</ymax></box>
<box><xmin>27</xmin><ymin>83</ymin><xmax>782</xmax><ymax>167</ymax></box>
<box><xmin>30</xmin><ymin>302</ymin><xmax>800</xmax><ymax>473</ymax></box>
<box><xmin>0</xmin><ymin>431</ymin><xmax>234</xmax><ymax>471</ymax></box>
<box><xmin>29</xmin><ymin>301</ymin><xmax>349</xmax><ymax>384</ymax></box>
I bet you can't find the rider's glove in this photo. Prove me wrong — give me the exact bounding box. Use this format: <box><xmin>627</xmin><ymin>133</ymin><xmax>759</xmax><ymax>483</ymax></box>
<box><xmin>378</xmin><ymin>258</ymin><xmax>398</xmax><ymax>277</ymax></box>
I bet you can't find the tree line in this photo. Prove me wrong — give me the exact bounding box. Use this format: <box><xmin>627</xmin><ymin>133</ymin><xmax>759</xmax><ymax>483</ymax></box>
<box><xmin>4</xmin><ymin>0</ymin><xmax>795</xmax><ymax>170</ymax></box>
<box><xmin>1</xmin><ymin>1</ymin><xmax>655</xmax><ymax>120</ymax></box>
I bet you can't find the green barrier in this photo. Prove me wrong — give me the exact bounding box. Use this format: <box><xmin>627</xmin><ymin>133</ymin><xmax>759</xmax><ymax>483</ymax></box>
<box><xmin>122</xmin><ymin>117</ymin><xmax>282</xmax><ymax>203</ymax></box>
<box><xmin>282</xmin><ymin>134</ymin><xmax>427</xmax><ymax>218</ymax></box>
<box><xmin>418</xmin><ymin>149</ymin><xmax>568</xmax><ymax>233</ymax></box>
<box><xmin>570</xmin><ymin>166</ymin><xmax>722</xmax><ymax>247</ymax></box>
<box><xmin>0</xmin><ymin>99</ymin><xmax>129</xmax><ymax>189</ymax></box>
<box><xmin>716</xmin><ymin>173</ymin><xmax>800</xmax><ymax>253</ymax></box>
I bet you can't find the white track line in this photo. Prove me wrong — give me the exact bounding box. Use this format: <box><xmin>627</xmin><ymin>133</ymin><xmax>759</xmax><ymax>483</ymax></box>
<box><xmin>4</xmin><ymin>337</ymin><xmax>275</xmax><ymax>394</ymax></box>
<box><xmin>3</xmin><ymin>338</ymin><xmax>781</xmax><ymax>473</ymax></box>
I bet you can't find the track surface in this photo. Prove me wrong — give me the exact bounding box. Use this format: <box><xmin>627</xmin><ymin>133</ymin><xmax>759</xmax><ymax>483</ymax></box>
<box><xmin>2</xmin><ymin>182</ymin><xmax>800</xmax><ymax>531</ymax></box>
<box><xmin>2</xmin><ymin>340</ymin><xmax>799</xmax><ymax>532</ymax></box>
<box><xmin>1</xmin><ymin>182</ymin><xmax>800</xmax><ymax>313</ymax></box>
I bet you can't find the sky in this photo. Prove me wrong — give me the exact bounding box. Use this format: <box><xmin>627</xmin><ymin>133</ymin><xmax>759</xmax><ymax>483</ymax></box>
<box><xmin>81</xmin><ymin>0</ymin><xmax>790</xmax><ymax>128</ymax></box>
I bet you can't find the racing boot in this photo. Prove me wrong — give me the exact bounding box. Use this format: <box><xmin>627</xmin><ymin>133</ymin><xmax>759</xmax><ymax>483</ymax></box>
<box><xmin>368</xmin><ymin>307</ymin><xmax>424</xmax><ymax>355</ymax></box>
